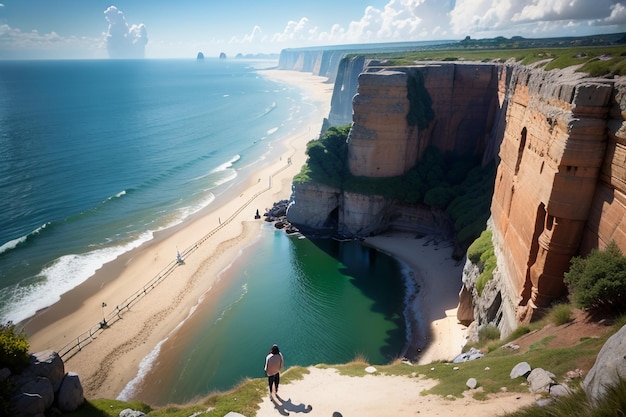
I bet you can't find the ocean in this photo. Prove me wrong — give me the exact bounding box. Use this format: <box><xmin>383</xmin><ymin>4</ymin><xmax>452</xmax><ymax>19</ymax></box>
<box><xmin>0</xmin><ymin>58</ymin><xmax>299</xmax><ymax>323</ymax></box>
<box><xmin>0</xmin><ymin>59</ymin><xmax>408</xmax><ymax>403</ymax></box>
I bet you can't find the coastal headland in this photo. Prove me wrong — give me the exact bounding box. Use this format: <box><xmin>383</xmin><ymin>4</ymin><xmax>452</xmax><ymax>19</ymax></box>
<box><xmin>23</xmin><ymin>69</ymin><xmax>467</xmax><ymax>401</ymax></box>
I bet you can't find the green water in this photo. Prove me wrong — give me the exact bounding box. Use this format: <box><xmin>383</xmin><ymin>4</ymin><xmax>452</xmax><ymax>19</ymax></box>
<box><xmin>133</xmin><ymin>225</ymin><xmax>408</xmax><ymax>405</ymax></box>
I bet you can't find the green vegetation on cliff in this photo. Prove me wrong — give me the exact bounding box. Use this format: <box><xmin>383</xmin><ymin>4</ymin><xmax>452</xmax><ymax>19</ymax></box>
<box><xmin>295</xmin><ymin>124</ymin><xmax>494</xmax><ymax>248</ymax></box>
<box><xmin>361</xmin><ymin>35</ymin><xmax>626</xmax><ymax>77</ymax></box>
<box><xmin>467</xmin><ymin>229</ymin><xmax>497</xmax><ymax>295</ymax></box>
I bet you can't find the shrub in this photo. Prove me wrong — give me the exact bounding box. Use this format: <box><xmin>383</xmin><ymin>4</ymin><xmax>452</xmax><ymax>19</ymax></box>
<box><xmin>564</xmin><ymin>241</ymin><xmax>626</xmax><ymax>312</ymax></box>
<box><xmin>550</xmin><ymin>303</ymin><xmax>573</xmax><ymax>326</ymax></box>
<box><xmin>0</xmin><ymin>322</ymin><xmax>30</xmax><ymax>373</ymax></box>
<box><xmin>478</xmin><ymin>324</ymin><xmax>500</xmax><ymax>342</ymax></box>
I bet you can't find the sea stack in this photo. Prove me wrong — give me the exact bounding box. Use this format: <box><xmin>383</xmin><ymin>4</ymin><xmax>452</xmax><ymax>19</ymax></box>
<box><xmin>196</xmin><ymin>52</ymin><xmax>204</xmax><ymax>60</ymax></box>
<box><xmin>219</xmin><ymin>52</ymin><xmax>227</xmax><ymax>59</ymax></box>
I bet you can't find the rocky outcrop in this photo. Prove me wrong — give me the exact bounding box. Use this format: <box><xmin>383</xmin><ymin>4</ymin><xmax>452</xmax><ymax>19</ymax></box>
<box><xmin>583</xmin><ymin>324</ymin><xmax>626</xmax><ymax>404</ymax></box>
<box><xmin>4</xmin><ymin>350</ymin><xmax>84</xmax><ymax>416</ymax></box>
<box><xmin>287</xmin><ymin>182</ymin><xmax>341</xmax><ymax>233</ymax></box>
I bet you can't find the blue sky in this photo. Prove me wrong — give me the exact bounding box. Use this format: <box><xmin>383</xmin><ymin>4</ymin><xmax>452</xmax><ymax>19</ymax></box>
<box><xmin>1</xmin><ymin>0</ymin><xmax>626</xmax><ymax>59</ymax></box>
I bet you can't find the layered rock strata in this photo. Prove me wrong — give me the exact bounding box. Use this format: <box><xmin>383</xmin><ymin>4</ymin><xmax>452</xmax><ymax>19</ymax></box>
<box><xmin>348</xmin><ymin>64</ymin><xmax>499</xmax><ymax>178</ymax></box>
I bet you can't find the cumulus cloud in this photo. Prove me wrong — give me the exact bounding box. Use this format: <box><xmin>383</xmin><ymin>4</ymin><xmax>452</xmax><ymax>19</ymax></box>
<box><xmin>449</xmin><ymin>0</ymin><xmax>626</xmax><ymax>37</ymax></box>
<box><xmin>104</xmin><ymin>6</ymin><xmax>148</xmax><ymax>59</ymax></box>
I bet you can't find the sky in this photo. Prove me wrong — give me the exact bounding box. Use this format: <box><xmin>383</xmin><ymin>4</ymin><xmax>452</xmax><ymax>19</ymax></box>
<box><xmin>1</xmin><ymin>0</ymin><xmax>626</xmax><ymax>59</ymax></box>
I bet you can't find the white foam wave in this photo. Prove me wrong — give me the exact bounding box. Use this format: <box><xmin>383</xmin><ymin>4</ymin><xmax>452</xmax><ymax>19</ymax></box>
<box><xmin>266</xmin><ymin>127</ymin><xmax>278</xmax><ymax>135</ymax></box>
<box><xmin>0</xmin><ymin>223</ymin><xmax>49</xmax><ymax>255</ymax></box>
<box><xmin>2</xmin><ymin>230</ymin><xmax>154</xmax><ymax>324</ymax></box>
<box><xmin>211</xmin><ymin>154</ymin><xmax>240</xmax><ymax>173</ymax></box>
<box><xmin>175</xmin><ymin>192</ymin><xmax>216</xmax><ymax>221</ymax></box>
<box><xmin>117</xmin><ymin>337</ymin><xmax>168</xmax><ymax>401</ymax></box>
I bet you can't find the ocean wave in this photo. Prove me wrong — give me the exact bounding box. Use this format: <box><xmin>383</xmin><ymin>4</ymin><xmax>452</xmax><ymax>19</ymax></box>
<box><xmin>266</xmin><ymin>127</ymin><xmax>278</xmax><ymax>136</ymax></box>
<box><xmin>1</xmin><ymin>230</ymin><xmax>154</xmax><ymax>324</ymax></box>
<box><xmin>117</xmin><ymin>337</ymin><xmax>168</xmax><ymax>401</ymax></box>
<box><xmin>211</xmin><ymin>154</ymin><xmax>241</xmax><ymax>173</ymax></box>
<box><xmin>0</xmin><ymin>223</ymin><xmax>50</xmax><ymax>256</ymax></box>
<box><xmin>117</xmin><ymin>287</ymin><xmax>205</xmax><ymax>401</ymax></box>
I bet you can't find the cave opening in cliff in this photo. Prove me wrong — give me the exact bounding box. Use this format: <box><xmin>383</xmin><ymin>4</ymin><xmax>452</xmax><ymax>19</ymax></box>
<box><xmin>515</xmin><ymin>127</ymin><xmax>527</xmax><ymax>176</ymax></box>
<box><xmin>325</xmin><ymin>206</ymin><xmax>339</xmax><ymax>229</ymax></box>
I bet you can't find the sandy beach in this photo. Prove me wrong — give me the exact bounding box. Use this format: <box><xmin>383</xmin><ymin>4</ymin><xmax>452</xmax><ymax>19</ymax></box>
<box><xmin>23</xmin><ymin>68</ymin><xmax>472</xmax><ymax>412</ymax></box>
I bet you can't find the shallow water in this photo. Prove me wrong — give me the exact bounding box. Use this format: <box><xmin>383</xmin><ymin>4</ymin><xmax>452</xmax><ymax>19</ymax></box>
<box><xmin>125</xmin><ymin>225</ymin><xmax>409</xmax><ymax>405</ymax></box>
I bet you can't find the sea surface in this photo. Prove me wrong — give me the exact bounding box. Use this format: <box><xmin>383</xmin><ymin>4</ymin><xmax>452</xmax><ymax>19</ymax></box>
<box><xmin>0</xmin><ymin>59</ymin><xmax>409</xmax><ymax>402</ymax></box>
<box><xmin>0</xmin><ymin>58</ymin><xmax>300</xmax><ymax>323</ymax></box>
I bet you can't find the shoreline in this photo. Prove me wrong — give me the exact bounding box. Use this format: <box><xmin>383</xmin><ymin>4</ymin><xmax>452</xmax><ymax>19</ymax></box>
<box><xmin>364</xmin><ymin>233</ymin><xmax>467</xmax><ymax>364</ymax></box>
<box><xmin>24</xmin><ymin>69</ymin><xmax>334</xmax><ymax>399</ymax></box>
<box><xmin>23</xmin><ymin>68</ymin><xmax>466</xmax><ymax>403</ymax></box>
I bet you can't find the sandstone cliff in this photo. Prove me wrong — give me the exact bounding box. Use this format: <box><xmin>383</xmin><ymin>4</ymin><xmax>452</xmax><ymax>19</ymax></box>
<box><xmin>460</xmin><ymin>64</ymin><xmax>626</xmax><ymax>336</ymax></box>
<box><xmin>288</xmin><ymin>62</ymin><xmax>500</xmax><ymax>238</ymax></box>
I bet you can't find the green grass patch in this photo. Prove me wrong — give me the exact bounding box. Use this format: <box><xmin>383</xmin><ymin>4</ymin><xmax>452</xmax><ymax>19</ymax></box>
<box><xmin>466</xmin><ymin>229</ymin><xmax>497</xmax><ymax>295</ymax></box>
<box><xmin>550</xmin><ymin>304</ymin><xmax>573</xmax><ymax>326</ymax></box>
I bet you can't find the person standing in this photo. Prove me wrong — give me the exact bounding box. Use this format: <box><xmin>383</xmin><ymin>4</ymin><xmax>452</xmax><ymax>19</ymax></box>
<box><xmin>264</xmin><ymin>344</ymin><xmax>284</xmax><ymax>397</ymax></box>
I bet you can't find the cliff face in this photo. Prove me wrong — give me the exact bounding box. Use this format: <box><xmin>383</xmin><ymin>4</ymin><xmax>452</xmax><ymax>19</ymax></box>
<box><xmin>348</xmin><ymin>64</ymin><xmax>499</xmax><ymax>177</ymax></box>
<box><xmin>456</xmin><ymin>65</ymin><xmax>626</xmax><ymax>336</ymax></box>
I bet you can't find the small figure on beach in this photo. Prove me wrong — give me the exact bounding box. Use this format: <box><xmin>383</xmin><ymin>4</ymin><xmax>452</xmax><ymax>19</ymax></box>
<box><xmin>264</xmin><ymin>344</ymin><xmax>284</xmax><ymax>397</ymax></box>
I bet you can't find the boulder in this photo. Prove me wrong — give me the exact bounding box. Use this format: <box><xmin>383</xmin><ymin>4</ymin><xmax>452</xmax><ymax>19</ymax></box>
<box><xmin>57</xmin><ymin>372</ymin><xmax>84</xmax><ymax>412</ymax></box>
<box><xmin>10</xmin><ymin>376</ymin><xmax>54</xmax><ymax>417</ymax></box>
<box><xmin>466</xmin><ymin>378</ymin><xmax>478</xmax><ymax>389</ymax></box>
<box><xmin>527</xmin><ymin>368</ymin><xmax>555</xmax><ymax>393</ymax></box>
<box><xmin>10</xmin><ymin>392</ymin><xmax>47</xmax><ymax>417</ymax></box>
<box><xmin>583</xmin><ymin>324</ymin><xmax>626</xmax><ymax>404</ymax></box>
<box><xmin>510</xmin><ymin>362</ymin><xmax>532</xmax><ymax>379</ymax></box>
<box><xmin>549</xmin><ymin>384</ymin><xmax>571</xmax><ymax>398</ymax></box>
<box><xmin>119</xmin><ymin>409</ymin><xmax>146</xmax><ymax>417</ymax></box>
<box><xmin>22</xmin><ymin>350</ymin><xmax>65</xmax><ymax>392</ymax></box>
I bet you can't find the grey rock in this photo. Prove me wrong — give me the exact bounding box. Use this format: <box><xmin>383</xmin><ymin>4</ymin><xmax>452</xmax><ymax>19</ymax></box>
<box><xmin>510</xmin><ymin>362</ymin><xmax>532</xmax><ymax>379</ymax></box>
<box><xmin>527</xmin><ymin>368</ymin><xmax>555</xmax><ymax>393</ymax></box>
<box><xmin>223</xmin><ymin>413</ymin><xmax>246</xmax><ymax>417</ymax></box>
<box><xmin>10</xmin><ymin>388</ymin><xmax>49</xmax><ymax>417</ymax></box>
<box><xmin>453</xmin><ymin>347</ymin><xmax>484</xmax><ymax>363</ymax></box>
<box><xmin>22</xmin><ymin>350</ymin><xmax>65</xmax><ymax>392</ymax></box>
<box><xmin>466</xmin><ymin>378</ymin><xmax>478</xmax><ymax>389</ymax></box>
<box><xmin>119</xmin><ymin>409</ymin><xmax>146</xmax><ymax>417</ymax></box>
<box><xmin>549</xmin><ymin>384</ymin><xmax>571</xmax><ymax>398</ymax></box>
<box><xmin>583</xmin><ymin>324</ymin><xmax>626</xmax><ymax>404</ymax></box>
<box><xmin>536</xmin><ymin>398</ymin><xmax>554</xmax><ymax>407</ymax></box>
<box><xmin>57</xmin><ymin>372</ymin><xmax>84</xmax><ymax>412</ymax></box>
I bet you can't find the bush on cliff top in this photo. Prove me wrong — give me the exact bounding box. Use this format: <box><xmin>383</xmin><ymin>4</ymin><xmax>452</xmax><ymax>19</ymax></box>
<box><xmin>564</xmin><ymin>241</ymin><xmax>626</xmax><ymax>312</ymax></box>
<box><xmin>0</xmin><ymin>322</ymin><xmax>30</xmax><ymax>372</ymax></box>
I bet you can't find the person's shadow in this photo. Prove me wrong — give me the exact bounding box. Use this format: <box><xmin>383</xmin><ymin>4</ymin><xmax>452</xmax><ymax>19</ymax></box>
<box><xmin>271</xmin><ymin>394</ymin><xmax>313</xmax><ymax>416</ymax></box>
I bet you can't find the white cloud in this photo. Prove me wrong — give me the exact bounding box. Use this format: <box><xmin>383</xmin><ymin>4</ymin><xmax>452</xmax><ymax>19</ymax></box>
<box><xmin>0</xmin><ymin>23</ymin><xmax>105</xmax><ymax>58</ymax></box>
<box><xmin>104</xmin><ymin>6</ymin><xmax>148</xmax><ymax>59</ymax></box>
<box><xmin>605</xmin><ymin>2</ymin><xmax>626</xmax><ymax>24</ymax></box>
<box><xmin>449</xmin><ymin>0</ymin><xmax>626</xmax><ymax>37</ymax></box>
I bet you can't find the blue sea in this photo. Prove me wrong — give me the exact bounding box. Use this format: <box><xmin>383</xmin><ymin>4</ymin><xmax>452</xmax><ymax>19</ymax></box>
<box><xmin>0</xmin><ymin>58</ymin><xmax>304</xmax><ymax>324</ymax></box>
<box><xmin>0</xmin><ymin>59</ymin><xmax>409</xmax><ymax>403</ymax></box>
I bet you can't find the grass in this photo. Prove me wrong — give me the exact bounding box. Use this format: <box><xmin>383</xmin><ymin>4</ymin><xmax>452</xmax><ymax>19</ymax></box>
<box><xmin>368</xmin><ymin>44</ymin><xmax>626</xmax><ymax>77</ymax></box>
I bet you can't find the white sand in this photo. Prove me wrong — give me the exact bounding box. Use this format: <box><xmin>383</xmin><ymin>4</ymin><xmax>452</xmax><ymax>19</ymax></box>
<box><xmin>254</xmin><ymin>367</ymin><xmax>536</xmax><ymax>417</ymax></box>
